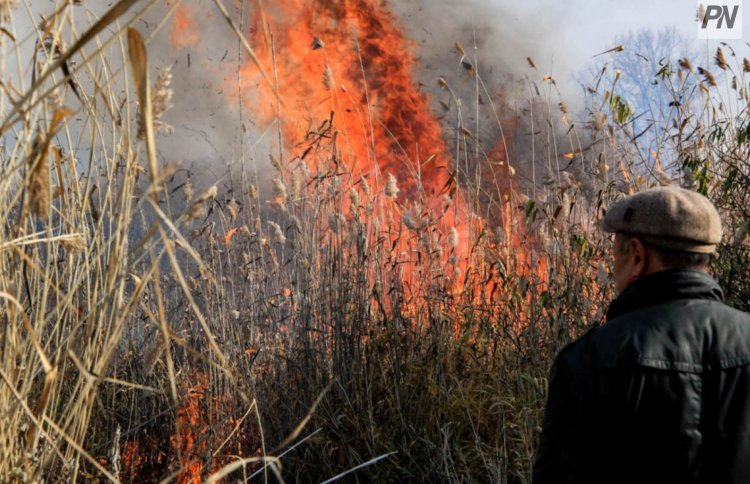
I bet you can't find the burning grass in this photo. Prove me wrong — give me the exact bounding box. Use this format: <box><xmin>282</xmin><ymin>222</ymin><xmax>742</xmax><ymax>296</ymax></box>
<box><xmin>0</xmin><ymin>1</ymin><xmax>749</xmax><ymax>482</ymax></box>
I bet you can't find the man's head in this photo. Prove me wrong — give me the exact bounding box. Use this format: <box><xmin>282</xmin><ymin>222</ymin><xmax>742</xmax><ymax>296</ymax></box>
<box><xmin>602</xmin><ymin>186</ymin><xmax>722</xmax><ymax>293</ymax></box>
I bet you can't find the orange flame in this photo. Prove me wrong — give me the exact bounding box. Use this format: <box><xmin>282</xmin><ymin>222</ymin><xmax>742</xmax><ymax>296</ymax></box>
<box><xmin>223</xmin><ymin>227</ymin><xmax>239</xmax><ymax>245</ymax></box>
<box><xmin>171</xmin><ymin>374</ymin><xmax>208</xmax><ymax>483</ymax></box>
<box><xmin>169</xmin><ymin>1</ymin><xmax>545</xmax><ymax>324</ymax></box>
<box><xmin>237</xmin><ymin>1</ymin><xmax>456</xmax><ymax>204</ymax></box>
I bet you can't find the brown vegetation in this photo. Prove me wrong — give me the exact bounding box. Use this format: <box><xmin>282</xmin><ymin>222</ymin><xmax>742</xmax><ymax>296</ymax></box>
<box><xmin>0</xmin><ymin>2</ymin><xmax>748</xmax><ymax>483</ymax></box>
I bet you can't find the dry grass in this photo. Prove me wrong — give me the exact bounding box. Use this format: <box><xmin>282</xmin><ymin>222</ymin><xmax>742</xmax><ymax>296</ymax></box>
<box><xmin>0</xmin><ymin>2</ymin><xmax>748</xmax><ymax>483</ymax></box>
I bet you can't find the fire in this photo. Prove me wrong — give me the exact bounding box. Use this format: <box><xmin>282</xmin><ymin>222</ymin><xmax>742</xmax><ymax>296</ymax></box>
<box><xmin>171</xmin><ymin>373</ymin><xmax>208</xmax><ymax>483</ymax></box>
<box><xmin>160</xmin><ymin>1</ymin><xmax>550</xmax><ymax>477</ymax></box>
<box><xmin>223</xmin><ymin>226</ymin><xmax>239</xmax><ymax>245</ymax></box>
<box><xmin>168</xmin><ymin>370</ymin><xmax>254</xmax><ymax>482</ymax></box>
<box><xmin>166</xmin><ymin>0</ymin><xmax>548</xmax><ymax>292</ymax></box>
<box><xmin>225</xmin><ymin>0</ymin><xmax>487</xmax><ymax>296</ymax></box>
<box><xmin>165</xmin><ymin>0</ymin><xmax>551</xmax><ymax>305</ymax></box>
<box><xmin>236</xmin><ymin>0</ymin><xmax>457</xmax><ymax>205</ymax></box>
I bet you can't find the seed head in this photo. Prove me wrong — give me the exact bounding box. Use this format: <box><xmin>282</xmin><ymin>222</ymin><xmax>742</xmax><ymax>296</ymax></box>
<box><xmin>678</xmin><ymin>58</ymin><xmax>694</xmax><ymax>72</ymax></box>
<box><xmin>183</xmin><ymin>178</ymin><xmax>194</xmax><ymax>202</ymax></box>
<box><xmin>402</xmin><ymin>212</ymin><xmax>417</xmax><ymax>230</ymax></box>
<box><xmin>183</xmin><ymin>185</ymin><xmax>217</xmax><ymax>221</ymax></box>
<box><xmin>698</xmin><ymin>67</ymin><xmax>717</xmax><ymax>87</ymax></box>
<box><xmin>273</xmin><ymin>177</ymin><xmax>288</xmax><ymax>202</ymax></box>
<box><xmin>696</xmin><ymin>4</ymin><xmax>706</xmax><ymax>23</ymax></box>
<box><xmin>138</xmin><ymin>67</ymin><xmax>173</xmax><ymax>138</ymax></box>
<box><xmin>27</xmin><ymin>129</ymin><xmax>50</xmax><ymax>219</ymax></box>
<box><xmin>226</xmin><ymin>198</ymin><xmax>239</xmax><ymax>222</ymax></box>
<box><xmin>59</xmin><ymin>233</ymin><xmax>86</xmax><ymax>254</ymax></box>
<box><xmin>447</xmin><ymin>227</ymin><xmax>459</xmax><ymax>248</ymax></box>
<box><xmin>204</xmin><ymin>185</ymin><xmax>218</xmax><ymax>200</ymax></box>
<box><xmin>715</xmin><ymin>47</ymin><xmax>728</xmax><ymax>70</ymax></box>
<box><xmin>268</xmin><ymin>221</ymin><xmax>286</xmax><ymax>245</ymax></box>
<box><xmin>349</xmin><ymin>187</ymin><xmax>360</xmax><ymax>208</ymax></box>
<box><xmin>359</xmin><ymin>175</ymin><xmax>371</xmax><ymax>197</ymax></box>
<box><xmin>270</xmin><ymin>154</ymin><xmax>282</xmax><ymax>173</ymax></box>
<box><xmin>455</xmin><ymin>41</ymin><xmax>466</xmax><ymax>57</ymax></box>
<box><xmin>323</xmin><ymin>64</ymin><xmax>333</xmax><ymax>90</ymax></box>
<box><xmin>384</xmin><ymin>173</ymin><xmax>399</xmax><ymax>198</ymax></box>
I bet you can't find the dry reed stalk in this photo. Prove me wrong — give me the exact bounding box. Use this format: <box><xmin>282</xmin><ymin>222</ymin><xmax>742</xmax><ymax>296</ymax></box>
<box><xmin>696</xmin><ymin>3</ymin><xmax>706</xmax><ymax>22</ymax></box>
<box><xmin>25</xmin><ymin>108</ymin><xmax>72</xmax><ymax>220</ymax></box>
<box><xmin>0</xmin><ymin>0</ymin><xmax>17</xmax><ymax>23</ymax></box>
<box><xmin>2</xmin><ymin>2</ymin><xmax>748</xmax><ymax>482</ymax></box>
<box><xmin>384</xmin><ymin>173</ymin><xmax>399</xmax><ymax>198</ymax></box>
<box><xmin>447</xmin><ymin>227</ymin><xmax>459</xmax><ymax>249</ymax></box>
<box><xmin>698</xmin><ymin>67</ymin><xmax>718</xmax><ymax>87</ymax></box>
<box><xmin>128</xmin><ymin>28</ymin><xmax>159</xmax><ymax>188</ymax></box>
<box><xmin>182</xmin><ymin>184</ymin><xmax>217</xmax><ymax>221</ymax></box>
<box><xmin>0</xmin><ymin>0</ymin><xmax>141</xmax><ymax>135</ymax></box>
<box><xmin>183</xmin><ymin>177</ymin><xmax>194</xmax><ymax>201</ymax></box>
<box><xmin>58</xmin><ymin>233</ymin><xmax>86</xmax><ymax>253</ymax></box>
<box><xmin>679</xmin><ymin>58</ymin><xmax>694</xmax><ymax>72</ymax></box>
<box><xmin>323</xmin><ymin>64</ymin><xmax>333</xmax><ymax>90</ymax></box>
<box><xmin>226</xmin><ymin>198</ymin><xmax>240</xmax><ymax>221</ymax></box>
<box><xmin>27</xmin><ymin>130</ymin><xmax>51</xmax><ymax>219</ymax></box>
<box><xmin>268</xmin><ymin>221</ymin><xmax>286</xmax><ymax>244</ymax></box>
<box><xmin>137</xmin><ymin>66</ymin><xmax>173</xmax><ymax>138</ymax></box>
<box><xmin>273</xmin><ymin>177</ymin><xmax>287</xmax><ymax>202</ymax></box>
<box><xmin>715</xmin><ymin>47</ymin><xmax>728</xmax><ymax>70</ymax></box>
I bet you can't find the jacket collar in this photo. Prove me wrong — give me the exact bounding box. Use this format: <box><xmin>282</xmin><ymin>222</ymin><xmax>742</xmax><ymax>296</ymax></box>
<box><xmin>606</xmin><ymin>268</ymin><xmax>724</xmax><ymax>321</ymax></box>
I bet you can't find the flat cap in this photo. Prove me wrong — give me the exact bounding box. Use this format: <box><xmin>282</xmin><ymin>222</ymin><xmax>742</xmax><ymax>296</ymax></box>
<box><xmin>602</xmin><ymin>186</ymin><xmax>722</xmax><ymax>254</ymax></box>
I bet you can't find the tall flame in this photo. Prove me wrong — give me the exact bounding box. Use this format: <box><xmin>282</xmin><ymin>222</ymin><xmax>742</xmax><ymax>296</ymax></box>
<box><xmin>237</xmin><ymin>0</ymin><xmax>457</xmax><ymax>205</ymax></box>
<box><xmin>161</xmin><ymin>2</ymin><xmax>547</xmax><ymax>477</ymax></box>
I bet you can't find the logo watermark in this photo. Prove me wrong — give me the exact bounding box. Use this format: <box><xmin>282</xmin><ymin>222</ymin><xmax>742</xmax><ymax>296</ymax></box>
<box><xmin>698</xmin><ymin>1</ymin><xmax>743</xmax><ymax>39</ymax></box>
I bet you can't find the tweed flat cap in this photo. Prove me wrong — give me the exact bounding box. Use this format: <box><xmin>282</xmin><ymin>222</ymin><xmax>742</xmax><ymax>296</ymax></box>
<box><xmin>601</xmin><ymin>186</ymin><xmax>722</xmax><ymax>253</ymax></box>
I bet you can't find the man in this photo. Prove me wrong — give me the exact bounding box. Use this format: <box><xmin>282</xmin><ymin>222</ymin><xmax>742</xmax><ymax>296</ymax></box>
<box><xmin>532</xmin><ymin>186</ymin><xmax>750</xmax><ymax>484</ymax></box>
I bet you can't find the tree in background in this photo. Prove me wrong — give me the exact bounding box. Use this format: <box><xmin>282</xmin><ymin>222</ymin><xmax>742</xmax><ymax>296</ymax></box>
<box><xmin>579</xmin><ymin>27</ymin><xmax>701</xmax><ymax>170</ymax></box>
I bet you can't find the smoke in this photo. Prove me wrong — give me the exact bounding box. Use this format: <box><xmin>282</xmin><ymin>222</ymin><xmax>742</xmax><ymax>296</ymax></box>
<box><xmin>138</xmin><ymin>0</ymin><xmax>584</xmax><ymax>193</ymax></box>
<box><xmin>144</xmin><ymin>3</ymin><xmax>249</xmax><ymax>183</ymax></box>
<box><xmin>391</xmin><ymin>0</ymin><xmax>578</xmax><ymax>88</ymax></box>
<box><xmin>8</xmin><ymin>0</ymin><xmax>694</xmax><ymax>196</ymax></box>
<box><xmin>381</xmin><ymin>0</ymin><xmax>580</xmax><ymax>197</ymax></box>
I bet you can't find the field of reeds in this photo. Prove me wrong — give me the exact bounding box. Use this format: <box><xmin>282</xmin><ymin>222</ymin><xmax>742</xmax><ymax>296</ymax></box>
<box><xmin>1</xmin><ymin>1</ymin><xmax>749</xmax><ymax>483</ymax></box>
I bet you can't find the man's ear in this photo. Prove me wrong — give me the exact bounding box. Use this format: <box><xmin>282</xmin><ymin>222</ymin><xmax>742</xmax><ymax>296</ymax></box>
<box><xmin>630</xmin><ymin>238</ymin><xmax>648</xmax><ymax>277</ymax></box>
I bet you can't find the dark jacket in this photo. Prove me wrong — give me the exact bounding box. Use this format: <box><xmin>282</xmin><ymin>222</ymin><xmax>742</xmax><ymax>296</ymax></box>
<box><xmin>533</xmin><ymin>269</ymin><xmax>750</xmax><ymax>484</ymax></box>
